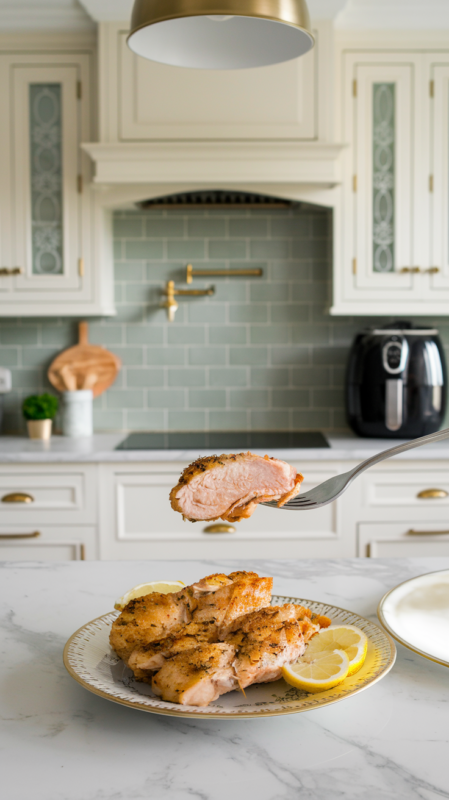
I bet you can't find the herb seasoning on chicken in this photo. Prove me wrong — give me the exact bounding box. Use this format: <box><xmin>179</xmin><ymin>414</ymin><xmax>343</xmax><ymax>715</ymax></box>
<box><xmin>170</xmin><ymin>452</ymin><xmax>303</xmax><ymax>522</ymax></box>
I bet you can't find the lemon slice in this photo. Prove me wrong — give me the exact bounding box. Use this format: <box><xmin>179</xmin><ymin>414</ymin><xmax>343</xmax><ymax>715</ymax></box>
<box><xmin>282</xmin><ymin>649</ymin><xmax>349</xmax><ymax>693</ymax></box>
<box><xmin>114</xmin><ymin>580</ymin><xmax>185</xmax><ymax>611</ymax></box>
<box><xmin>304</xmin><ymin>625</ymin><xmax>368</xmax><ymax>676</ymax></box>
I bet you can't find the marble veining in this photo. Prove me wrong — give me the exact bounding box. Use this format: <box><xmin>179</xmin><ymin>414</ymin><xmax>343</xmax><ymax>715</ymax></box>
<box><xmin>1</xmin><ymin>558</ymin><xmax>449</xmax><ymax>800</ymax></box>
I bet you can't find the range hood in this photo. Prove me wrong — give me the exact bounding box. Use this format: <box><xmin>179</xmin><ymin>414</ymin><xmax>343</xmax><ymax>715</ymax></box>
<box><xmin>81</xmin><ymin>139</ymin><xmax>345</xmax><ymax>319</ymax></box>
<box><xmin>82</xmin><ymin>139</ymin><xmax>345</xmax><ymax>200</ymax></box>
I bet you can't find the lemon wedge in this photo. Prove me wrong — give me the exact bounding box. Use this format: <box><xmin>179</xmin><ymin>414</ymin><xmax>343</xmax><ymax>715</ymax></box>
<box><xmin>282</xmin><ymin>648</ymin><xmax>350</xmax><ymax>693</ymax></box>
<box><xmin>304</xmin><ymin>625</ymin><xmax>368</xmax><ymax>676</ymax></box>
<box><xmin>114</xmin><ymin>580</ymin><xmax>185</xmax><ymax>611</ymax></box>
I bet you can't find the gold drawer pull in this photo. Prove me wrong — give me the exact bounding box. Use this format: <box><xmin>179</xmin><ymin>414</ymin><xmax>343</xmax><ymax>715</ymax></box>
<box><xmin>407</xmin><ymin>529</ymin><xmax>449</xmax><ymax>537</ymax></box>
<box><xmin>0</xmin><ymin>267</ymin><xmax>23</xmax><ymax>276</ymax></box>
<box><xmin>1</xmin><ymin>492</ymin><xmax>34</xmax><ymax>504</ymax></box>
<box><xmin>417</xmin><ymin>488</ymin><xmax>448</xmax><ymax>499</ymax></box>
<box><xmin>203</xmin><ymin>524</ymin><xmax>236</xmax><ymax>535</ymax></box>
<box><xmin>0</xmin><ymin>531</ymin><xmax>41</xmax><ymax>539</ymax></box>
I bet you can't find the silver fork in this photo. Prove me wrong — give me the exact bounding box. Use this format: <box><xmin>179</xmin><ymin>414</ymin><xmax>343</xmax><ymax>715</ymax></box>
<box><xmin>263</xmin><ymin>427</ymin><xmax>449</xmax><ymax>510</ymax></box>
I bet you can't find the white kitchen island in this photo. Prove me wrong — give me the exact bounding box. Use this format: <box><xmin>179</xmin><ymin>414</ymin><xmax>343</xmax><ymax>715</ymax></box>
<box><xmin>1</xmin><ymin>557</ymin><xmax>448</xmax><ymax>800</ymax></box>
<box><xmin>1</xmin><ymin>434</ymin><xmax>449</xmax><ymax>560</ymax></box>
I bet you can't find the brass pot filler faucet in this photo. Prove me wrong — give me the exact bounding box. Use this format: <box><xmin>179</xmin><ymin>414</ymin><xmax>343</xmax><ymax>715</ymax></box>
<box><xmin>161</xmin><ymin>264</ymin><xmax>263</xmax><ymax>322</ymax></box>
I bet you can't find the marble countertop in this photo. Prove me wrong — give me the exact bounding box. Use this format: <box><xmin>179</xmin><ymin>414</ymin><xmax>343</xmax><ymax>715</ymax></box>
<box><xmin>1</xmin><ymin>432</ymin><xmax>449</xmax><ymax>462</ymax></box>
<box><xmin>1</xmin><ymin>557</ymin><xmax>448</xmax><ymax>800</ymax></box>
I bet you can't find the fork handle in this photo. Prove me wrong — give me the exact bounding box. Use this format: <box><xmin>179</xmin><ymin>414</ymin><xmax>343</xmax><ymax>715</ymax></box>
<box><xmin>349</xmin><ymin>427</ymin><xmax>449</xmax><ymax>480</ymax></box>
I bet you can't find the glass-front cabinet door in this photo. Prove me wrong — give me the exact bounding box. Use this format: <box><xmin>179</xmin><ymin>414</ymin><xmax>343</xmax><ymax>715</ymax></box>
<box><xmin>0</xmin><ymin>51</ymin><xmax>114</xmax><ymax>316</ymax></box>
<box><xmin>349</xmin><ymin>54</ymin><xmax>425</xmax><ymax>303</ymax></box>
<box><xmin>12</xmin><ymin>64</ymin><xmax>81</xmax><ymax>292</ymax></box>
<box><xmin>333</xmin><ymin>50</ymin><xmax>447</xmax><ymax>315</ymax></box>
<box><xmin>429</xmin><ymin>60</ymin><xmax>449</xmax><ymax>293</ymax></box>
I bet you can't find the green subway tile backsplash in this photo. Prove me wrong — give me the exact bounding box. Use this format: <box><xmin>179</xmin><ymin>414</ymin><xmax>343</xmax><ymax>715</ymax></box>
<box><xmin>3</xmin><ymin>205</ymin><xmax>449</xmax><ymax>435</ymax></box>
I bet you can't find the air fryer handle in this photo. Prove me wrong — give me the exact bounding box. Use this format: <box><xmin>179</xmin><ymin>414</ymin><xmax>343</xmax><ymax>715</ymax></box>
<box><xmin>386</xmin><ymin>379</ymin><xmax>403</xmax><ymax>431</ymax></box>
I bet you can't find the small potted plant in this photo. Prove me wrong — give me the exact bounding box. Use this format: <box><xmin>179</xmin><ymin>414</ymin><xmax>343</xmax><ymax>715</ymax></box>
<box><xmin>22</xmin><ymin>393</ymin><xmax>59</xmax><ymax>440</ymax></box>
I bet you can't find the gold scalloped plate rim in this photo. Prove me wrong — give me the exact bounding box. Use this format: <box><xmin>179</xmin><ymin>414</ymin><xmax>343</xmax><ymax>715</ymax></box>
<box><xmin>377</xmin><ymin>569</ymin><xmax>449</xmax><ymax>669</ymax></box>
<box><xmin>63</xmin><ymin>596</ymin><xmax>396</xmax><ymax>720</ymax></box>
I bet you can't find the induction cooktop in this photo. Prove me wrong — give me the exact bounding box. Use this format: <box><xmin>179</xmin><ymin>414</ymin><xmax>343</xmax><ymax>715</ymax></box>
<box><xmin>116</xmin><ymin>431</ymin><xmax>329</xmax><ymax>450</ymax></box>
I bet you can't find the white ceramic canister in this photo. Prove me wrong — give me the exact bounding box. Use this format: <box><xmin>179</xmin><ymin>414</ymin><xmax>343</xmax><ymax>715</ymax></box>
<box><xmin>62</xmin><ymin>390</ymin><xmax>93</xmax><ymax>437</ymax></box>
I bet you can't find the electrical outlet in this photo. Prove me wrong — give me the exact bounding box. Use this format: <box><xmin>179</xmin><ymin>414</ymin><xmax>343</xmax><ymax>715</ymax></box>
<box><xmin>0</xmin><ymin>367</ymin><xmax>12</xmax><ymax>393</ymax></box>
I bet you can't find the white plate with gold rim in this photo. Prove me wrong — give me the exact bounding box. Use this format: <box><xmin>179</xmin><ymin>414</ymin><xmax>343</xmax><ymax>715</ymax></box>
<box><xmin>63</xmin><ymin>595</ymin><xmax>396</xmax><ymax>720</ymax></box>
<box><xmin>378</xmin><ymin>569</ymin><xmax>449</xmax><ymax>668</ymax></box>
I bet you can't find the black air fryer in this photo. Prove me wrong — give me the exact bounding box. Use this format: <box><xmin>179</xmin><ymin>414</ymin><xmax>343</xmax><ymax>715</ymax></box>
<box><xmin>346</xmin><ymin>322</ymin><xmax>447</xmax><ymax>438</ymax></box>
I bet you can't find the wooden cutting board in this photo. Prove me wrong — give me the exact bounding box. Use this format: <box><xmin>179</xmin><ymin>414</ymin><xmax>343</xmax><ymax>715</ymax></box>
<box><xmin>48</xmin><ymin>322</ymin><xmax>121</xmax><ymax>398</ymax></box>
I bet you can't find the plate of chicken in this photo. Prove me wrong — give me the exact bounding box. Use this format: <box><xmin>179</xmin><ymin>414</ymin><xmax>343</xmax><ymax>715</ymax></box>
<box><xmin>63</xmin><ymin>571</ymin><xmax>396</xmax><ymax>719</ymax></box>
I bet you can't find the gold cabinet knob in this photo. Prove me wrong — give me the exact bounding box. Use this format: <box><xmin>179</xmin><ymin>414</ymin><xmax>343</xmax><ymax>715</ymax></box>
<box><xmin>417</xmin><ymin>488</ymin><xmax>448</xmax><ymax>499</ymax></box>
<box><xmin>202</xmin><ymin>524</ymin><xmax>236</xmax><ymax>534</ymax></box>
<box><xmin>407</xmin><ymin>529</ymin><xmax>449</xmax><ymax>536</ymax></box>
<box><xmin>1</xmin><ymin>492</ymin><xmax>35</xmax><ymax>503</ymax></box>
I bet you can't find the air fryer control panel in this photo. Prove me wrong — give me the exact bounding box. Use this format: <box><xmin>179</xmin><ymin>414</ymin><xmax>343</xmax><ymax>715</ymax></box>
<box><xmin>382</xmin><ymin>337</ymin><xmax>409</xmax><ymax>375</ymax></box>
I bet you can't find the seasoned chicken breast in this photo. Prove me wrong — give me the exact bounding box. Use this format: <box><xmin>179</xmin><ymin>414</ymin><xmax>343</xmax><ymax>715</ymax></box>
<box><xmin>193</xmin><ymin>574</ymin><xmax>273</xmax><ymax>629</ymax></box>
<box><xmin>110</xmin><ymin>571</ymin><xmax>271</xmax><ymax>664</ymax></box>
<box><xmin>233</xmin><ymin>620</ymin><xmax>305</xmax><ymax>688</ymax></box>
<box><xmin>128</xmin><ymin>621</ymin><xmax>219</xmax><ymax>680</ymax></box>
<box><xmin>223</xmin><ymin>605</ymin><xmax>332</xmax><ymax>688</ymax></box>
<box><xmin>170</xmin><ymin>452</ymin><xmax>303</xmax><ymax>522</ymax></box>
<box><xmin>110</xmin><ymin>572</ymin><xmax>232</xmax><ymax>662</ymax></box>
<box><xmin>152</xmin><ymin>643</ymin><xmax>238</xmax><ymax>706</ymax></box>
<box><xmin>222</xmin><ymin>603</ymin><xmax>331</xmax><ymax>643</ymax></box>
<box><xmin>127</xmin><ymin>572</ymin><xmax>272</xmax><ymax>678</ymax></box>
<box><xmin>109</xmin><ymin>590</ymin><xmax>193</xmax><ymax>663</ymax></box>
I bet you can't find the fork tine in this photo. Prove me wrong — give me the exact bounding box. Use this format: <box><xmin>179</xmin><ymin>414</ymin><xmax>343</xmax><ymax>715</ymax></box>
<box><xmin>288</xmin><ymin>498</ymin><xmax>313</xmax><ymax>505</ymax></box>
<box><xmin>284</xmin><ymin>500</ymin><xmax>317</xmax><ymax>508</ymax></box>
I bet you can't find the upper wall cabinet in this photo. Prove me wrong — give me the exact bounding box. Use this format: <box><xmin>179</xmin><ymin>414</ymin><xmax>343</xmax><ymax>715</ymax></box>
<box><xmin>0</xmin><ymin>51</ymin><xmax>114</xmax><ymax>317</ymax></box>
<box><xmin>429</xmin><ymin>56</ymin><xmax>449</xmax><ymax>296</ymax></box>
<box><xmin>99</xmin><ymin>22</ymin><xmax>333</xmax><ymax>143</ymax></box>
<box><xmin>332</xmin><ymin>48</ymin><xmax>449</xmax><ymax>316</ymax></box>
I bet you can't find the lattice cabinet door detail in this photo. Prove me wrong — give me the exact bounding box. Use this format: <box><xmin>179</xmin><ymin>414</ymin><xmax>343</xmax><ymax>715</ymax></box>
<box><xmin>12</xmin><ymin>65</ymin><xmax>81</xmax><ymax>292</ymax></box>
<box><xmin>351</xmin><ymin>58</ymin><xmax>419</xmax><ymax>297</ymax></box>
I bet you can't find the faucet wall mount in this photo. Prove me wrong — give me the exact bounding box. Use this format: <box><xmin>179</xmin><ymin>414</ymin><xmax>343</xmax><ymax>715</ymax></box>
<box><xmin>161</xmin><ymin>279</ymin><xmax>215</xmax><ymax>322</ymax></box>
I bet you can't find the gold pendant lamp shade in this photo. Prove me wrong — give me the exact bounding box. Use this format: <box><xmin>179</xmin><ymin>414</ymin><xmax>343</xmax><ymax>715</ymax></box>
<box><xmin>127</xmin><ymin>0</ymin><xmax>314</xmax><ymax>70</ymax></box>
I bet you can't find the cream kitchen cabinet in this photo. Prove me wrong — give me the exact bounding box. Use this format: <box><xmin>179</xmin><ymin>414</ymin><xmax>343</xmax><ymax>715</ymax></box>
<box><xmin>0</xmin><ymin>50</ymin><xmax>114</xmax><ymax>316</ymax></box>
<box><xmin>98</xmin><ymin>21</ymin><xmax>333</xmax><ymax>143</ymax></box>
<box><xmin>0</xmin><ymin>465</ymin><xmax>98</xmax><ymax>559</ymax></box>
<box><xmin>338</xmin><ymin>460</ymin><xmax>449</xmax><ymax>558</ymax></box>
<box><xmin>429</xmin><ymin>56</ymin><xmax>449</xmax><ymax>295</ymax></box>
<box><xmin>3</xmin><ymin>457</ymin><xmax>449</xmax><ymax>562</ymax></box>
<box><xmin>98</xmin><ymin>462</ymin><xmax>348</xmax><ymax>560</ymax></box>
<box><xmin>332</xmin><ymin>47</ymin><xmax>449</xmax><ymax>316</ymax></box>
<box><xmin>358</xmin><ymin>522</ymin><xmax>449</xmax><ymax>558</ymax></box>
<box><xmin>0</xmin><ymin>526</ymin><xmax>96</xmax><ymax>561</ymax></box>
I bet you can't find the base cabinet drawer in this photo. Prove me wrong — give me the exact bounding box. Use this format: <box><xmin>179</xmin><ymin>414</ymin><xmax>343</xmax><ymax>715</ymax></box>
<box><xmin>0</xmin><ymin>466</ymin><xmax>97</xmax><ymax>523</ymax></box>
<box><xmin>358</xmin><ymin>522</ymin><xmax>449</xmax><ymax>557</ymax></box>
<box><xmin>361</xmin><ymin>471</ymin><xmax>449</xmax><ymax>510</ymax></box>
<box><xmin>0</xmin><ymin>525</ymin><xmax>97</xmax><ymax>561</ymax></box>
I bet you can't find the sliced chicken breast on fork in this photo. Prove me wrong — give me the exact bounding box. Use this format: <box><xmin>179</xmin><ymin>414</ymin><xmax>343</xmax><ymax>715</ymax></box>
<box><xmin>170</xmin><ymin>452</ymin><xmax>303</xmax><ymax>522</ymax></box>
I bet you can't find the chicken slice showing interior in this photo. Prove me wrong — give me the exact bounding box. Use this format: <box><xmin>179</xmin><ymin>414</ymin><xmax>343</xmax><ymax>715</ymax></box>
<box><xmin>151</xmin><ymin>643</ymin><xmax>238</xmax><ymax>707</ymax></box>
<box><xmin>170</xmin><ymin>452</ymin><xmax>303</xmax><ymax>522</ymax></box>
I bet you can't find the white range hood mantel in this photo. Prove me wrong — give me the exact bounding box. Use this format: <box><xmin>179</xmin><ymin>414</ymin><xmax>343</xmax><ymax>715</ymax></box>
<box><xmin>81</xmin><ymin>141</ymin><xmax>346</xmax><ymax>192</ymax></box>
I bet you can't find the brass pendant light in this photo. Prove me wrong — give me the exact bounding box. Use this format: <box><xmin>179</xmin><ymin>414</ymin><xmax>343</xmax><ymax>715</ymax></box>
<box><xmin>127</xmin><ymin>0</ymin><xmax>314</xmax><ymax>70</ymax></box>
